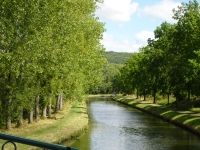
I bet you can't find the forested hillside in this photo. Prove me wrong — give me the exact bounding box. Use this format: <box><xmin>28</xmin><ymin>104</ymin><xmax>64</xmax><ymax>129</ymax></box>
<box><xmin>0</xmin><ymin>0</ymin><xmax>105</xmax><ymax>130</ymax></box>
<box><xmin>89</xmin><ymin>51</ymin><xmax>131</xmax><ymax>94</ymax></box>
<box><xmin>89</xmin><ymin>63</ymin><xmax>123</xmax><ymax>94</ymax></box>
<box><xmin>104</xmin><ymin>51</ymin><xmax>132</xmax><ymax>64</ymax></box>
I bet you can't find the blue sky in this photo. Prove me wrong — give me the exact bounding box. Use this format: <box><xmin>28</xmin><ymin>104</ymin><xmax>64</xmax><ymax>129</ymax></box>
<box><xmin>95</xmin><ymin>0</ymin><xmax>193</xmax><ymax>52</ymax></box>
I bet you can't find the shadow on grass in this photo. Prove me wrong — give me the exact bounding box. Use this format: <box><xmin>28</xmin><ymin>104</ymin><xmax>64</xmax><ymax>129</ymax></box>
<box><xmin>71</xmin><ymin>106</ymin><xmax>85</xmax><ymax>109</ymax></box>
<box><xmin>70</xmin><ymin>106</ymin><xmax>87</xmax><ymax>114</ymax></box>
<box><xmin>75</xmin><ymin>111</ymin><xmax>87</xmax><ymax>114</ymax></box>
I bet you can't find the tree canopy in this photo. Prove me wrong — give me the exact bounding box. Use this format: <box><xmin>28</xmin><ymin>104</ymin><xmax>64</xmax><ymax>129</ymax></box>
<box><xmin>0</xmin><ymin>0</ymin><xmax>106</xmax><ymax>129</ymax></box>
<box><xmin>118</xmin><ymin>0</ymin><xmax>200</xmax><ymax>108</ymax></box>
<box><xmin>104</xmin><ymin>51</ymin><xmax>132</xmax><ymax>64</ymax></box>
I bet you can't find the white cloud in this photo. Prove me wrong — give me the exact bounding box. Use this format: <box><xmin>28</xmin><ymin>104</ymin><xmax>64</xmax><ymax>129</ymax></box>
<box><xmin>134</xmin><ymin>31</ymin><xmax>154</xmax><ymax>45</ymax></box>
<box><xmin>138</xmin><ymin>0</ymin><xmax>181</xmax><ymax>23</ymax></box>
<box><xmin>117</xmin><ymin>23</ymin><xmax>125</xmax><ymax>29</ymax></box>
<box><xmin>103</xmin><ymin>33</ymin><xmax>115</xmax><ymax>40</ymax></box>
<box><xmin>95</xmin><ymin>0</ymin><xmax>139</xmax><ymax>22</ymax></box>
<box><xmin>101</xmin><ymin>33</ymin><xmax>142</xmax><ymax>53</ymax></box>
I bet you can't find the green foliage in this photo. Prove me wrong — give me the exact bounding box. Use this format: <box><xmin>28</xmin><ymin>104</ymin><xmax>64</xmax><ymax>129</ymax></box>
<box><xmin>89</xmin><ymin>51</ymin><xmax>132</xmax><ymax>94</ymax></box>
<box><xmin>0</xmin><ymin>0</ymin><xmax>106</xmax><ymax>127</ymax></box>
<box><xmin>90</xmin><ymin>63</ymin><xmax>123</xmax><ymax>94</ymax></box>
<box><xmin>118</xmin><ymin>0</ymin><xmax>200</xmax><ymax>109</ymax></box>
<box><xmin>104</xmin><ymin>51</ymin><xmax>132</xmax><ymax>64</ymax></box>
<box><xmin>191</xmin><ymin>108</ymin><xmax>200</xmax><ymax>113</ymax></box>
<box><xmin>157</xmin><ymin>98</ymin><xmax>176</xmax><ymax>106</ymax></box>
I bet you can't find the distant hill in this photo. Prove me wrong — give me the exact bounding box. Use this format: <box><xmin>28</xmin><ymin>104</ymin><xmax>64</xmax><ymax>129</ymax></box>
<box><xmin>104</xmin><ymin>51</ymin><xmax>132</xmax><ymax>64</ymax></box>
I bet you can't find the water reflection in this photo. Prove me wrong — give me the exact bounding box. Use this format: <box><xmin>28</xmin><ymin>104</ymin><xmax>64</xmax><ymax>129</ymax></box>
<box><xmin>63</xmin><ymin>97</ymin><xmax>200</xmax><ymax>150</ymax></box>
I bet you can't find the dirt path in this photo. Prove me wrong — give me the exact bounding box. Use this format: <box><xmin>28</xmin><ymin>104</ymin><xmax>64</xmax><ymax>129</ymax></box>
<box><xmin>120</xmin><ymin>96</ymin><xmax>200</xmax><ymax>118</ymax></box>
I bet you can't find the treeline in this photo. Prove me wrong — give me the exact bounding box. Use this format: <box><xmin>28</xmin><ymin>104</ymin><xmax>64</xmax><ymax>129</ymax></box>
<box><xmin>89</xmin><ymin>63</ymin><xmax>123</xmax><ymax>94</ymax></box>
<box><xmin>90</xmin><ymin>51</ymin><xmax>133</xmax><ymax>94</ymax></box>
<box><xmin>118</xmin><ymin>0</ymin><xmax>200</xmax><ymax>109</ymax></box>
<box><xmin>104</xmin><ymin>51</ymin><xmax>132</xmax><ymax>64</ymax></box>
<box><xmin>0</xmin><ymin>0</ymin><xmax>106</xmax><ymax>130</ymax></box>
<box><xmin>89</xmin><ymin>51</ymin><xmax>133</xmax><ymax>94</ymax></box>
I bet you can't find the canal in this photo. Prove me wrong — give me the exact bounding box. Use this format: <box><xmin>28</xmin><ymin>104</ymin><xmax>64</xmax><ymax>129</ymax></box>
<box><xmin>62</xmin><ymin>96</ymin><xmax>200</xmax><ymax>150</ymax></box>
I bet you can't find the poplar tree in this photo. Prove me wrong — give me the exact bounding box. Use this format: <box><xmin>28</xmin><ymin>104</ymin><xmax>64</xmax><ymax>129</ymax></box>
<box><xmin>0</xmin><ymin>0</ymin><xmax>106</xmax><ymax>130</ymax></box>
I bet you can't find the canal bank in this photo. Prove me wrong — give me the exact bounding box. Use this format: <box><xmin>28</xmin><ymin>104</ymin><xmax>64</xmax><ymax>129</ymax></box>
<box><xmin>0</xmin><ymin>100</ymin><xmax>88</xmax><ymax>150</ymax></box>
<box><xmin>63</xmin><ymin>96</ymin><xmax>200</xmax><ymax>149</ymax></box>
<box><xmin>112</xmin><ymin>96</ymin><xmax>200</xmax><ymax>135</ymax></box>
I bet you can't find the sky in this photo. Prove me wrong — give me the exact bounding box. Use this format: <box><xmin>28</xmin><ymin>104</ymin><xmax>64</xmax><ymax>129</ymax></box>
<box><xmin>95</xmin><ymin>0</ymin><xmax>194</xmax><ymax>53</ymax></box>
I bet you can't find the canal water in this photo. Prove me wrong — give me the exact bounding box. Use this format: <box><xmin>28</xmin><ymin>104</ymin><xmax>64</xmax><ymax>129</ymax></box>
<box><xmin>62</xmin><ymin>97</ymin><xmax>200</xmax><ymax>150</ymax></box>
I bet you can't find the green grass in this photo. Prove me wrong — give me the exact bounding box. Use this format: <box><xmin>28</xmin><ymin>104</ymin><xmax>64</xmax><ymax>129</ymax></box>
<box><xmin>156</xmin><ymin>98</ymin><xmax>176</xmax><ymax>106</ymax></box>
<box><xmin>191</xmin><ymin>108</ymin><xmax>200</xmax><ymax>113</ymax></box>
<box><xmin>0</xmin><ymin>101</ymin><xmax>88</xmax><ymax>150</ymax></box>
<box><xmin>157</xmin><ymin>98</ymin><xmax>200</xmax><ymax>112</ymax></box>
<box><xmin>112</xmin><ymin>96</ymin><xmax>200</xmax><ymax>134</ymax></box>
<box><xmin>88</xmin><ymin>94</ymin><xmax>111</xmax><ymax>97</ymax></box>
<box><xmin>126</xmin><ymin>94</ymin><xmax>200</xmax><ymax>112</ymax></box>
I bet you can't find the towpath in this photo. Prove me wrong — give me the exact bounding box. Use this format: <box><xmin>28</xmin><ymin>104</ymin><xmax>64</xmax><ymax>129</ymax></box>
<box><xmin>120</xmin><ymin>96</ymin><xmax>200</xmax><ymax>118</ymax></box>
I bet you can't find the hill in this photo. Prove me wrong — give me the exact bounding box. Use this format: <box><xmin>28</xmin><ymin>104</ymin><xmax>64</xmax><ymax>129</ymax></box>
<box><xmin>104</xmin><ymin>51</ymin><xmax>132</xmax><ymax>64</ymax></box>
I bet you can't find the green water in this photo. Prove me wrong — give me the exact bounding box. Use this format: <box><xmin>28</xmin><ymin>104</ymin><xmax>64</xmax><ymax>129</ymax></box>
<box><xmin>62</xmin><ymin>97</ymin><xmax>200</xmax><ymax>150</ymax></box>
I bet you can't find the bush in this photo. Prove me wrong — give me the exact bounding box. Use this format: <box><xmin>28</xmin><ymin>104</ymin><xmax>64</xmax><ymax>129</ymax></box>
<box><xmin>191</xmin><ymin>108</ymin><xmax>200</xmax><ymax>113</ymax></box>
<box><xmin>191</xmin><ymin>100</ymin><xmax>200</xmax><ymax>107</ymax></box>
<box><xmin>155</xmin><ymin>95</ymin><xmax>162</xmax><ymax>100</ymax></box>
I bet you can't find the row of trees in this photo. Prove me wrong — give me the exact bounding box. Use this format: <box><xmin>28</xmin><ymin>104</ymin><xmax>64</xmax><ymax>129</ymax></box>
<box><xmin>118</xmin><ymin>0</ymin><xmax>200</xmax><ymax>109</ymax></box>
<box><xmin>89</xmin><ymin>63</ymin><xmax>123</xmax><ymax>94</ymax></box>
<box><xmin>0</xmin><ymin>0</ymin><xmax>106</xmax><ymax>130</ymax></box>
<box><xmin>89</xmin><ymin>51</ymin><xmax>132</xmax><ymax>94</ymax></box>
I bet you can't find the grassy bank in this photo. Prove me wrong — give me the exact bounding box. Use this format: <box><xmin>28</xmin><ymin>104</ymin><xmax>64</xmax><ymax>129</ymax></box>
<box><xmin>112</xmin><ymin>96</ymin><xmax>200</xmax><ymax>135</ymax></box>
<box><xmin>88</xmin><ymin>94</ymin><xmax>112</xmax><ymax>97</ymax></box>
<box><xmin>0</xmin><ymin>100</ymin><xmax>88</xmax><ymax>150</ymax></box>
<box><xmin>125</xmin><ymin>94</ymin><xmax>200</xmax><ymax>113</ymax></box>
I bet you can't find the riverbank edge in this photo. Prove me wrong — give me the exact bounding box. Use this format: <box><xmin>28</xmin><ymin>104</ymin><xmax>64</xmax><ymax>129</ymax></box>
<box><xmin>55</xmin><ymin>124</ymin><xmax>88</xmax><ymax>145</ymax></box>
<box><xmin>0</xmin><ymin>101</ymin><xmax>89</xmax><ymax>149</ymax></box>
<box><xmin>56</xmin><ymin>106</ymin><xmax>89</xmax><ymax>145</ymax></box>
<box><xmin>112</xmin><ymin>96</ymin><xmax>200</xmax><ymax>135</ymax></box>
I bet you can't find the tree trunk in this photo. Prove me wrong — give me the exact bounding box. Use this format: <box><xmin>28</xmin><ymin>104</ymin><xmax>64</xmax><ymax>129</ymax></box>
<box><xmin>35</xmin><ymin>95</ymin><xmax>39</xmax><ymax>122</ymax></box>
<box><xmin>47</xmin><ymin>97</ymin><xmax>51</xmax><ymax>117</ymax></box>
<box><xmin>6</xmin><ymin>115</ymin><xmax>11</xmax><ymax>130</ymax></box>
<box><xmin>42</xmin><ymin>106</ymin><xmax>46</xmax><ymax>118</ymax></box>
<box><xmin>59</xmin><ymin>93</ymin><xmax>62</xmax><ymax>111</ymax></box>
<box><xmin>176</xmin><ymin>97</ymin><xmax>179</xmax><ymax>108</ymax></box>
<box><xmin>17</xmin><ymin>107</ymin><xmax>23</xmax><ymax>128</ymax></box>
<box><xmin>6</xmin><ymin>97</ymin><xmax>12</xmax><ymax>130</ymax></box>
<box><xmin>55</xmin><ymin>95</ymin><xmax>60</xmax><ymax>114</ymax></box>
<box><xmin>136</xmin><ymin>89</ymin><xmax>138</xmax><ymax>99</ymax></box>
<box><xmin>167</xmin><ymin>93</ymin><xmax>169</xmax><ymax>104</ymax></box>
<box><xmin>6</xmin><ymin>73</ymin><xmax>12</xmax><ymax>130</ymax></box>
<box><xmin>176</xmin><ymin>92</ymin><xmax>179</xmax><ymax>108</ymax></box>
<box><xmin>28</xmin><ymin>108</ymin><xmax>33</xmax><ymax>123</ymax></box>
<box><xmin>188</xmin><ymin>89</ymin><xmax>190</xmax><ymax>110</ymax></box>
<box><xmin>144</xmin><ymin>90</ymin><xmax>146</xmax><ymax>101</ymax></box>
<box><xmin>62</xmin><ymin>94</ymin><xmax>64</xmax><ymax>107</ymax></box>
<box><xmin>153</xmin><ymin>89</ymin><xmax>156</xmax><ymax>104</ymax></box>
